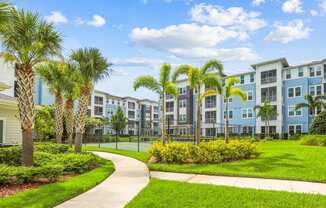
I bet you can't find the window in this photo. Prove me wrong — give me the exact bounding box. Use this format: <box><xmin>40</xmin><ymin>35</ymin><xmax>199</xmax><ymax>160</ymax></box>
<box><xmin>166</xmin><ymin>101</ymin><xmax>174</xmax><ymax>112</ymax></box>
<box><xmin>289</xmin><ymin>125</ymin><xmax>302</xmax><ymax>135</ymax></box>
<box><xmin>178</xmin><ymin>87</ymin><xmax>187</xmax><ymax>95</ymax></box>
<box><xmin>309</xmin><ymin>85</ymin><xmax>322</xmax><ymax>96</ymax></box>
<box><xmin>178</xmin><ymin>114</ymin><xmax>187</xmax><ymax>122</ymax></box>
<box><xmin>94</xmin><ymin>106</ymin><xmax>103</xmax><ymax>116</ymax></box>
<box><xmin>298</xmin><ymin>67</ymin><xmax>304</xmax><ymax>77</ymax></box>
<box><xmin>242</xmin><ymin>126</ymin><xmax>254</xmax><ymax>135</ymax></box>
<box><xmin>166</xmin><ymin>115</ymin><xmax>174</xmax><ymax>122</ymax></box>
<box><xmin>128</xmin><ymin>111</ymin><xmax>135</xmax><ymax>119</ymax></box>
<box><xmin>286</xmin><ymin>70</ymin><xmax>291</xmax><ymax>79</ymax></box>
<box><xmin>288</xmin><ymin>106</ymin><xmax>302</xmax><ymax>117</ymax></box>
<box><xmin>154</xmin><ymin>114</ymin><xmax>159</xmax><ymax>119</ymax></box>
<box><xmin>205</xmin><ymin>95</ymin><xmax>216</xmax><ymax>108</ymax></box>
<box><xmin>261</xmin><ymin>87</ymin><xmax>277</xmax><ymax>102</ymax></box>
<box><xmin>154</xmin><ymin>106</ymin><xmax>159</xmax><ymax>112</ymax></box>
<box><xmin>261</xmin><ymin>69</ymin><xmax>277</xmax><ymax>84</ymax></box>
<box><xmin>205</xmin><ymin>111</ymin><xmax>216</xmax><ymax>123</ymax></box>
<box><xmin>128</xmin><ymin>102</ymin><xmax>135</xmax><ymax>109</ymax></box>
<box><xmin>242</xmin><ymin>109</ymin><xmax>253</xmax><ymax>119</ymax></box>
<box><xmin>250</xmin><ymin>73</ymin><xmax>255</xmax><ymax>83</ymax></box>
<box><xmin>247</xmin><ymin>91</ymin><xmax>253</xmax><ymax>101</ymax></box>
<box><xmin>288</xmin><ymin>87</ymin><xmax>301</xmax><ymax>98</ymax></box>
<box><xmin>206</xmin><ymin>128</ymin><xmax>216</xmax><ymax>137</ymax></box>
<box><xmin>224</xmin><ymin>110</ymin><xmax>233</xmax><ymax>119</ymax></box>
<box><xmin>316</xmin><ymin>66</ymin><xmax>322</xmax><ymax>76</ymax></box>
<box><xmin>309</xmin><ymin>67</ymin><xmax>315</xmax><ymax>77</ymax></box>
<box><xmin>240</xmin><ymin>75</ymin><xmax>245</xmax><ymax>84</ymax></box>
<box><xmin>94</xmin><ymin>96</ymin><xmax>103</xmax><ymax>105</ymax></box>
<box><xmin>224</xmin><ymin>97</ymin><xmax>232</xmax><ymax>103</ymax></box>
<box><xmin>178</xmin><ymin>99</ymin><xmax>187</xmax><ymax>108</ymax></box>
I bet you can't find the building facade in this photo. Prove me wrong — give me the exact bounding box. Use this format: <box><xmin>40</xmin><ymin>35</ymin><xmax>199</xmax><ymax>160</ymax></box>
<box><xmin>166</xmin><ymin>58</ymin><xmax>326</xmax><ymax>137</ymax></box>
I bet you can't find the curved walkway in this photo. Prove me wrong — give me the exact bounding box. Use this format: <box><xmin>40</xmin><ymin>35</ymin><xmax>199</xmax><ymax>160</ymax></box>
<box><xmin>56</xmin><ymin>152</ymin><xmax>149</xmax><ymax>208</ymax></box>
<box><xmin>151</xmin><ymin>171</ymin><xmax>326</xmax><ymax>195</ymax></box>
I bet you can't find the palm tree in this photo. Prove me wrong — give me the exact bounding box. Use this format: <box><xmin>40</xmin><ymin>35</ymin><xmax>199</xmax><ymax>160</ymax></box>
<box><xmin>254</xmin><ymin>100</ymin><xmax>278</xmax><ymax>137</ymax></box>
<box><xmin>134</xmin><ymin>63</ymin><xmax>178</xmax><ymax>145</ymax></box>
<box><xmin>110</xmin><ymin>107</ymin><xmax>128</xmax><ymax>149</ymax></box>
<box><xmin>0</xmin><ymin>9</ymin><xmax>61</xmax><ymax>166</ymax></box>
<box><xmin>36</xmin><ymin>61</ymin><xmax>66</xmax><ymax>144</ymax></box>
<box><xmin>0</xmin><ymin>2</ymin><xmax>11</xmax><ymax>25</ymax></box>
<box><xmin>62</xmin><ymin>63</ymin><xmax>80</xmax><ymax>145</ymax></box>
<box><xmin>71</xmin><ymin>48</ymin><xmax>110</xmax><ymax>153</ymax></box>
<box><xmin>172</xmin><ymin>60</ymin><xmax>224</xmax><ymax>145</ymax></box>
<box><xmin>295</xmin><ymin>95</ymin><xmax>326</xmax><ymax>116</ymax></box>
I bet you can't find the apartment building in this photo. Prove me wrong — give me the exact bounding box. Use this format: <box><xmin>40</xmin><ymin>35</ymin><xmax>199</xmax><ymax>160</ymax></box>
<box><xmin>166</xmin><ymin>57</ymin><xmax>326</xmax><ymax>136</ymax></box>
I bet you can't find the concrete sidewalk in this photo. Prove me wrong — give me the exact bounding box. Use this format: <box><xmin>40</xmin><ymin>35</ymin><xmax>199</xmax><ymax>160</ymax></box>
<box><xmin>151</xmin><ymin>171</ymin><xmax>326</xmax><ymax>195</ymax></box>
<box><xmin>56</xmin><ymin>152</ymin><xmax>149</xmax><ymax>208</ymax></box>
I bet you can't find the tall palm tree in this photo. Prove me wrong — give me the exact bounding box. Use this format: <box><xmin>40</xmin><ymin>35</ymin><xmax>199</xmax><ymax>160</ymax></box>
<box><xmin>71</xmin><ymin>48</ymin><xmax>110</xmax><ymax>153</ymax></box>
<box><xmin>254</xmin><ymin>100</ymin><xmax>278</xmax><ymax>137</ymax></box>
<box><xmin>172</xmin><ymin>59</ymin><xmax>224</xmax><ymax>145</ymax></box>
<box><xmin>36</xmin><ymin>61</ymin><xmax>66</xmax><ymax>144</ymax></box>
<box><xmin>295</xmin><ymin>95</ymin><xmax>326</xmax><ymax>116</ymax></box>
<box><xmin>0</xmin><ymin>9</ymin><xmax>61</xmax><ymax>166</ymax></box>
<box><xmin>62</xmin><ymin>63</ymin><xmax>80</xmax><ymax>145</ymax></box>
<box><xmin>134</xmin><ymin>63</ymin><xmax>178</xmax><ymax>145</ymax></box>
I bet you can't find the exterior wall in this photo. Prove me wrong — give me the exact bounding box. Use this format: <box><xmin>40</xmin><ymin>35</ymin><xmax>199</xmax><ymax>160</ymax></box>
<box><xmin>0</xmin><ymin>106</ymin><xmax>22</xmax><ymax>144</ymax></box>
<box><xmin>0</xmin><ymin>60</ymin><xmax>15</xmax><ymax>96</ymax></box>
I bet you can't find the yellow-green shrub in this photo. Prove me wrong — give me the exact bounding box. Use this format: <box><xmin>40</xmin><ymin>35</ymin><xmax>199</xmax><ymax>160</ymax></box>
<box><xmin>300</xmin><ymin>135</ymin><xmax>326</xmax><ymax>146</ymax></box>
<box><xmin>148</xmin><ymin>140</ymin><xmax>257</xmax><ymax>164</ymax></box>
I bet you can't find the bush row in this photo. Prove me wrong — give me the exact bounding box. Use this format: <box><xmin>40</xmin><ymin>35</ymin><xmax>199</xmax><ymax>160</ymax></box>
<box><xmin>149</xmin><ymin>140</ymin><xmax>257</xmax><ymax>164</ymax></box>
<box><xmin>300</xmin><ymin>135</ymin><xmax>326</xmax><ymax>146</ymax></box>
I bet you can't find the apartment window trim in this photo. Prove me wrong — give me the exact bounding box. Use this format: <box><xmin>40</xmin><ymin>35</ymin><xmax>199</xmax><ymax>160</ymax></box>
<box><xmin>285</xmin><ymin>70</ymin><xmax>291</xmax><ymax>80</ymax></box>
<box><xmin>288</xmin><ymin>124</ymin><xmax>303</xmax><ymax>134</ymax></box>
<box><xmin>288</xmin><ymin>105</ymin><xmax>302</xmax><ymax>117</ymax></box>
<box><xmin>242</xmin><ymin>108</ymin><xmax>254</xmax><ymax>119</ymax></box>
<box><xmin>287</xmin><ymin>86</ymin><xmax>302</xmax><ymax>98</ymax></box>
<box><xmin>309</xmin><ymin>84</ymin><xmax>323</xmax><ymax>96</ymax></box>
<box><xmin>298</xmin><ymin>67</ymin><xmax>304</xmax><ymax>77</ymax></box>
<box><xmin>246</xmin><ymin>91</ymin><xmax>253</xmax><ymax>101</ymax></box>
<box><xmin>224</xmin><ymin>110</ymin><xmax>233</xmax><ymax>120</ymax></box>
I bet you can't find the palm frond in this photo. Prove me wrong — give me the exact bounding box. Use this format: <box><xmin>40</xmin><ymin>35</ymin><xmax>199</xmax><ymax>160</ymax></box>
<box><xmin>172</xmin><ymin>64</ymin><xmax>191</xmax><ymax>82</ymax></box>
<box><xmin>165</xmin><ymin>82</ymin><xmax>179</xmax><ymax>97</ymax></box>
<box><xmin>200</xmin><ymin>89</ymin><xmax>218</xmax><ymax>102</ymax></box>
<box><xmin>159</xmin><ymin>63</ymin><xmax>171</xmax><ymax>87</ymax></box>
<box><xmin>188</xmin><ymin>67</ymin><xmax>201</xmax><ymax>89</ymax></box>
<box><xmin>202</xmin><ymin>74</ymin><xmax>222</xmax><ymax>95</ymax></box>
<box><xmin>133</xmin><ymin>76</ymin><xmax>161</xmax><ymax>94</ymax></box>
<box><xmin>295</xmin><ymin>103</ymin><xmax>309</xmax><ymax>111</ymax></box>
<box><xmin>230</xmin><ymin>88</ymin><xmax>246</xmax><ymax>102</ymax></box>
<box><xmin>201</xmin><ymin>59</ymin><xmax>224</xmax><ymax>75</ymax></box>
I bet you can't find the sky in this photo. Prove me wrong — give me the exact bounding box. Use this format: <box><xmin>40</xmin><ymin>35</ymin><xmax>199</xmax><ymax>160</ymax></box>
<box><xmin>11</xmin><ymin>0</ymin><xmax>326</xmax><ymax>100</ymax></box>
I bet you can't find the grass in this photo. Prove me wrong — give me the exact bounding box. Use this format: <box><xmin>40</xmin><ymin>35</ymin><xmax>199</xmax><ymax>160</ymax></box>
<box><xmin>85</xmin><ymin>146</ymin><xmax>150</xmax><ymax>162</ymax></box>
<box><xmin>0</xmin><ymin>158</ymin><xmax>114</xmax><ymax>208</ymax></box>
<box><xmin>126</xmin><ymin>179</ymin><xmax>326</xmax><ymax>208</ymax></box>
<box><xmin>87</xmin><ymin>140</ymin><xmax>326</xmax><ymax>183</ymax></box>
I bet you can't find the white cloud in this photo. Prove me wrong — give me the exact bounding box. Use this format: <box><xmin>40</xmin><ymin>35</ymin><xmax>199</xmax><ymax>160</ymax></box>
<box><xmin>190</xmin><ymin>3</ymin><xmax>266</xmax><ymax>40</ymax></box>
<box><xmin>111</xmin><ymin>69</ymin><xmax>128</xmax><ymax>76</ymax></box>
<box><xmin>45</xmin><ymin>11</ymin><xmax>67</xmax><ymax>24</ymax></box>
<box><xmin>87</xmin><ymin>14</ymin><xmax>106</xmax><ymax>27</ymax></box>
<box><xmin>320</xmin><ymin>0</ymin><xmax>326</xmax><ymax>14</ymax></box>
<box><xmin>112</xmin><ymin>57</ymin><xmax>165</xmax><ymax>67</ymax></box>
<box><xmin>264</xmin><ymin>20</ymin><xmax>311</xmax><ymax>43</ymax></box>
<box><xmin>282</xmin><ymin>0</ymin><xmax>303</xmax><ymax>14</ymax></box>
<box><xmin>310</xmin><ymin>10</ymin><xmax>318</xmax><ymax>16</ymax></box>
<box><xmin>252</xmin><ymin>0</ymin><xmax>265</xmax><ymax>6</ymax></box>
<box><xmin>130</xmin><ymin>24</ymin><xmax>259</xmax><ymax>61</ymax></box>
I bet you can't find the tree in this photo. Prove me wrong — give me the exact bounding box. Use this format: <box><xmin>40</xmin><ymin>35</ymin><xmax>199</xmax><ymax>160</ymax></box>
<box><xmin>310</xmin><ymin>110</ymin><xmax>326</xmax><ymax>134</ymax></box>
<box><xmin>254</xmin><ymin>100</ymin><xmax>278</xmax><ymax>137</ymax></box>
<box><xmin>0</xmin><ymin>2</ymin><xmax>11</xmax><ymax>26</ymax></box>
<box><xmin>134</xmin><ymin>63</ymin><xmax>178</xmax><ymax>145</ymax></box>
<box><xmin>172</xmin><ymin>60</ymin><xmax>224</xmax><ymax>145</ymax></box>
<box><xmin>295</xmin><ymin>95</ymin><xmax>326</xmax><ymax>116</ymax></box>
<box><xmin>35</xmin><ymin>105</ymin><xmax>55</xmax><ymax>140</ymax></box>
<box><xmin>71</xmin><ymin>48</ymin><xmax>110</xmax><ymax>153</ymax></box>
<box><xmin>0</xmin><ymin>8</ymin><xmax>61</xmax><ymax>165</ymax></box>
<box><xmin>36</xmin><ymin>61</ymin><xmax>66</xmax><ymax>144</ymax></box>
<box><xmin>62</xmin><ymin>63</ymin><xmax>81</xmax><ymax>145</ymax></box>
<box><xmin>110</xmin><ymin>107</ymin><xmax>128</xmax><ymax>147</ymax></box>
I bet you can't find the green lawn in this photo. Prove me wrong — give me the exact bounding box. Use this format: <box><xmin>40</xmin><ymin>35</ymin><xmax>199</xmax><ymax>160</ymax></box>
<box><xmin>87</xmin><ymin>140</ymin><xmax>326</xmax><ymax>183</ymax></box>
<box><xmin>126</xmin><ymin>179</ymin><xmax>326</xmax><ymax>208</ymax></box>
<box><xmin>0</xmin><ymin>159</ymin><xmax>114</xmax><ymax>208</ymax></box>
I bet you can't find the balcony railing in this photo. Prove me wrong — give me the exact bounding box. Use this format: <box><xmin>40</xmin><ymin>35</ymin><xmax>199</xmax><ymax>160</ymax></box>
<box><xmin>261</xmin><ymin>76</ymin><xmax>276</xmax><ymax>84</ymax></box>
<box><xmin>262</xmin><ymin>95</ymin><xmax>277</xmax><ymax>102</ymax></box>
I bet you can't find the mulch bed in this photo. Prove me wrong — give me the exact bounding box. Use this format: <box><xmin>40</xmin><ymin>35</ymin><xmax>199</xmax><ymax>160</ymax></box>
<box><xmin>0</xmin><ymin>175</ymin><xmax>75</xmax><ymax>198</ymax></box>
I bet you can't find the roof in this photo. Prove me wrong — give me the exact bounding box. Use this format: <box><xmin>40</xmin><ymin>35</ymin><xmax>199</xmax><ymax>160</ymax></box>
<box><xmin>251</xmin><ymin>58</ymin><xmax>289</xmax><ymax>69</ymax></box>
<box><xmin>284</xmin><ymin>58</ymin><xmax>326</xmax><ymax>70</ymax></box>
<box><xmin>93</xmin><ymin>89</ymin><xmax>158</xmax><ymax>103</ymax></box>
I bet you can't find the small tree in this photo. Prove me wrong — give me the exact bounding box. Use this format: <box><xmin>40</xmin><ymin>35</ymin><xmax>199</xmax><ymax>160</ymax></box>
<box><xmin>35</xmin><ymin>105</ymin><xmax>55</xmax><ymax>140</ymax></box>
<box><xmin>254</xmin><ymin>101</ymin><xmax>278</xmax><ymax>137</ymax></box>
<box><xmin>310</xmin><ymin>110</ymin><xmax>326</xmax><ymax>134</ymax></box>
<box><xmin>110</xmin><ymin>107</ymin><xmax>128</xmax><ymax>147</ymax></box>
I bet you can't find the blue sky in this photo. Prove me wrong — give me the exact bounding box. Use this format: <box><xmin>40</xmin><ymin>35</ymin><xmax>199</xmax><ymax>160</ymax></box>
<box><xmin>12</xmin><ymin>0</ymin><xmax>326</xmax><ymax>100</ymax></box>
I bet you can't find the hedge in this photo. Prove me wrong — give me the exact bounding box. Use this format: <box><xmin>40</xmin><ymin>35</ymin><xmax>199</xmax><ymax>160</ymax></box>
<box><xmin>149</xmin><ymin>140</ymin><xmax>257</xmax><ymax>164</ymax></box>
<box><xmin>300</xmin><ymin>135</ymin><xmax>326</xmax><ymax>146</ymax></box>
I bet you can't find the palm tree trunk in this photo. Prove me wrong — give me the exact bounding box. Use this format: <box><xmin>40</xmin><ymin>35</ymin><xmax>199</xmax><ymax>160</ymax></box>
<box><xmin>195</xmin><ymin>86</ymin><xmax>201</xmax><ymax>145</ymax></box>
<box><xmin>16</xmin><ymin>64</ymin><xmax>35</xmax><ymax>166</ymax></box>
<box><xmin>65</xmin><ymin>99</ymin><xmax>74</xmax><ymax>145</ymax></box>
<box><xmin>224</xmin><ymin>98</ymin><xmax>229</xmax><ymax>143</ymax></box>
<box><xmin>54</xmin><ymin>92</ymin><xmax>63</xmax><ymax>143</ymax></box>
<box><xmin>75</xmin><ymin>88</ymin><xmax>90</xmax><ymax>153</ymax></box>
<box><xmin>161</xmin><ymin>93</ymin><xmax>167</xmax><ymax>145</ymax></box>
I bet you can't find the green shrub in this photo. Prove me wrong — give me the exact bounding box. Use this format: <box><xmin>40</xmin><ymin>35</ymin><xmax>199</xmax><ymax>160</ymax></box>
<box><xmin>300</xmin><ymin>135</ymin><xmax>326</xmax><ymax>146</ymax></box>
<box><xmin>35</xmin><ymin>143</ymin><xmax>72</xmax><ymax>154</ymax></box>
<box><xmin>56</xmin><ymin>153</ymin><xmax>99</xmax><ymax>173</ymax></box>
<box><xmin>0</xmin><ymin>146</ymin><xmax>22</xmax><ymax>166</ymax></box>
<box><xmin>149</xmin><ymin>140</ymin><xmax>257</xmax><ymax>164</ymax></box>
<box><xmin>310</xmin><ymin>111</ymin><xmax>326</xmax><ymax>134</ymax></box>
<box><xmin>34</xmin><ymin>152</ymin><xmax>56</xmax><ymax>166</ymax></box>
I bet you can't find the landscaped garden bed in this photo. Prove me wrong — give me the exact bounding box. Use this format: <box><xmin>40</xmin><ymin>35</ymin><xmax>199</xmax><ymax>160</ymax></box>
<box><xmin>0</xmin><ymin>143</ymin><xmax>106</xmax><ymax>198</ymax></box>
<box><xmin>300</xmin><ymin>135</ymin><xmax>326</xmax><ymax>146</ymax></box>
